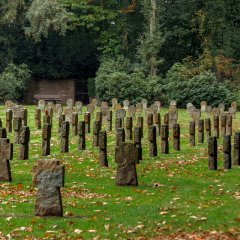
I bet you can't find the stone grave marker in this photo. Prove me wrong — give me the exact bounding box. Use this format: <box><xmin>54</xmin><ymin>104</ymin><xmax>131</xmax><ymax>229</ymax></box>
<box><xmin>99</xmin><ymin>131</ymin><xmax>108</xmax><ymax>167</ymax></box>
<box><xmin>186</xmin><ymin>102</ymin><xmax>194</xmax><ymax>110</ymax></box>
<box><xmin>205</xmin><ymin>105</ymin><xmax>212</xmax><ymax>116</ymax></box>
<box><xmin>200</xmin><ymin>101</ymin><xmax>207</xmax><ymax>112</ymax></box>
<box><xmin>116</xmin><ymin>128</ymin><xmax>125</xmax><ymax>147</ymax></box>
<box><xmin>64</xmin><ymin>107</ymin><xmax>73</xmax><ymax>123</ymax></box>
<box><xmin>234</xmin><ymin>132</ymin><xmax>240</xmax><ymax>165</ymax></box>
<box><xmin>220</xmin><ymin>115</ymin><xmax>226</xmax><ymax>136</ymax></box>
<box><xmin>212</xmin><ymin>108</ymin><xmax>220</xmax><ymax>117</ymax></box>
<box><xmin>75</xmin><ymin>101</ymin><xmax>83</xmax><ymax>114</ymax></box>
<box><xmin>67</xmin><ymin>99</ymin><xmax>74</xmax><ymax>108</ymax></box>
<box><xmin>169</xmin><ymin>106</ymin><xmax>178</xmax><ymax>128</ymax></box>
<box><xmin>58</xmin><ymin>114</ymin><xmax>65</xmax><ymax>137</ymax></box>
<box><xmin>116</xmin><ymin>109</ymin><xmax>126</xmax><ymax>126</ymax></box>
<box><xmin>205</xmin><ymin>118</ymin><xmax>211</xmax><ymax>139</ymax></box>
<box><xmin>137</xmin><ymin>116</ymin><xmax>143</xmax><ymax>138</ymax></box>
<box><xmin>42</xmin><ymin>123</ymin><xmax>51</xmax><ymax>156</ymax></box>
<box><xmin>198</xmin><ymin>119</ymin><xmax>204</xmax><ymax>143</ymax></box>
<box><xmin>142</xmin><ymin>99</ymin><xmax>148</xmax><ymax>110</ymax></box>
<box><xmin>60</xmin><ymin>121</ymin><xmax>69</xmax><ymax>153</ymax></box>
<box><xmin>218</xmin><ymin>103</ymin><xmax>225</xmax><ymax>114</ymax></box>
<box><xmin>72</xmin><ymin>113</ymin><xmax>78</xmax><ymax>135</ymax></box>
<box><xmin>38</xmin><ymin>100</ymin><xmax>45</xmax><ymax>110</ymax></box>
<box><xmin>32</xmin><ymin>160</ymin><xmax>64</xmax><ymax>216</ymax></box>
<box><xmin>229</xmin><ymin>107</ymin><xmax>236</xmax><ymax>119</ymax></box>
<box><xmin>101</xmin><ymin>104</ymin><xmax>109</xmax><ymax>123</ymax></box>
<box><xmin>114</xmin><ymin>103</ymin><xmax>122</xmax><ymax>111</ymax></box>
<box><xmin>136</xmin><ymin>103</ymin><xmax>143</xmax><ymax>114</ymax></box>
<box><xmin>0</xmin><ymin>138</ymin><xmax>13</xmax><ymax>181</ymax></box>
<box><xmin>126</xmin><ymin>117</ymin><xmax>133</xmax><ymax>140</ymax></box>
<box><xmin>134</xmin><ymin>127</ymin><xmax>142</xmax><ymax>161</ymax></box>
<box><xmin>55</xmin><ymin>104</ymin><xmax>63</xmax><ymax>118</ymax></box>
<box><xmin>84</xmin><ymin>112</ymin><xmax>91</xmax><ymax>133</ymax></box>
<box><xmin>21</xmin><ymin>108</ymin><xmax>28</xmax><ymax>126</ymax></box>
<box><xmin>78</xmin><ymin>121</ymin><xmax>86</xmax><ymax>150</ymax></box>
<box><xmin>213</xmin><ymin>116</ymin><xmax>219</xmax><ymax>138</ymax></box>
<box><xmin>5</xmin><ymin>100</ymin><xmax>15</xmax><ymax>109</ymax></box>
<box><xmin>170</xmin><ymin>100</ymin><xmax>177</xmax><ymax>107</ymax></box>
<box><xmin>115</xmin><ymin>142</ymin><xmax>138</xmax><ymax>186</ymax></box>
<box><xmin>87</xmin><ymin>104</ymin><xmax>95</xmax><ymax>115</ymax></box>
<box><xmin>231</xmin><ymin>101</ymin><xmax>237</xmax><ymax>110</ymax></box>
<box><xmin>173</xmin><ymin>123</ymin><xmax>180</xmax><ymax>151</ymax></box>
<box><xmin>148</xmin><ymin>126</ymin><xmax>157</xmax><ymax>157</ymax></box>
<box><xmin>13</xmin><ymin>117</ymin><xmax>22</xmax><ymax>144</ymax></box>
<box><xmin>161</xmin><ymin>124</ymin><xmax>169</xmax><ymax>154</ymax></box>
<box><xmin>107</xmin><ymin>110</ymin><xmax>112</xmax><ymax>131</ymax></box>
<box><xmin>6</xmin><ymin>109</ymin><xmax>13</xmax><ymax>132</ymax></box>
<box><xmin>35</xmin><ymin>108</ymin><xmax>41</xmax><ymax>129</ymax></box>
<box><xmin>92</xmin><ymin>121</ymin><xmax>101</xmax><ymax>147</ymax></box>
<box><xmin>189</xmin><ymin>121</ymin><xmax>195</xmax><ymax>146</ymax></box>
<box><xmin>154</xmin><ymin>101</ymin><xmax>161</xmax><ymax>112</ymax></box>
<box><xmin>123</xmin><ymin>100</ymin><xmax>129</xmax><ymax>110</ymax></box>
<box><xmin>128</xmin><ymin>105</ymin><xmax>136</xmax><ymax>118</ymax></box>
<box><xmin>111</xmin><ymin>98</ymin><xmax>118</xmax><ymax>109</ymax></box>
<box><xmin>223</xmin><ymin>135</ymin><xmax>231</xmax><ymax>169</ymax></box>
<box><xmin>150</xmin><ymin>104</ymin><xmax>158</xmax><ymax>114</ymax></box>
<box><xmin>18</xmin><ymin>126</ymin><xmax>30</xmax><ymax>160</ymax></box>
<box><xmin>208</xmin><ymin>137</ymin><xmax>217</xmax><ymax>170</ymax></box>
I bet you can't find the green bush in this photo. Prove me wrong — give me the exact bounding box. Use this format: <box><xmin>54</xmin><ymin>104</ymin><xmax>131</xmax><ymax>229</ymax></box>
<box><xmin>165</xmin><ymin>63</ymin><xmax>234</xmax><ymax>107</ymax></box>
<box><xmin>0</xmin><ymin>64</ymin><xmax>31</xmax><ymax>101</ymax></box>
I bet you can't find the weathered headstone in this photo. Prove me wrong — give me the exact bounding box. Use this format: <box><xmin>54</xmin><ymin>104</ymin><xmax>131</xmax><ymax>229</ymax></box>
<box><xmin>142</xmin><ymin>99</ymin><xmax>148</xmax><ymax>110</ymax></box>
<box><xmin>115</xmin><ymin>143</ymin><xmax>138</xmax><ymax>186</ymax></box>
<box><xmin>107</xmin><ymin>110</ymin><xmax>112</xmax><ymax>131</ymax></box>
<box><xmin>220</xmin><ymin>115</ymin><xmax>226</xmax><ymax>136</ymax></box>
<box><xmin>116</xmin><ymin>128</ymin><xmax>125</xmax><ymax>147</ymax></box>
<box><xmin>18</xmin><ymin>126</ymin><xmax>30</xmax><ymax>160</ymax></box>
<box><xmin>0</xmin><ymin>128</ymin><xmax>7</xmax><ymax>138</ymax></box>
<box><xmin>101</xmin><ymin>104</ymin><xmax>108</xmax><ymax>123</ymax></box>
<box><xmin>35</xmin><ymin>108</ymin><xmax>41</xmax><ymax>129</ymax></box>
<box><xmin>212</xmin><ymin>108</ymin><xmax>220</xmax><ymax>117</ymax></box>
<box><xmin>169</xmin><ymin>107</ymin><xmax>178</xmax><ymax>128</ymax></box>
<box><xmin>205</xmin><ymin>118</ymin><xmax>211</xmax><ymax>139</ymax></box>
<box><xmin>55</xmin><ymin>104</ymin><xmax>63</xmax><ymax>118</ymax></box>
<box><xmin>71</xmin><ymin>113</ymin><xmax>78</xmax><ymax>136</ymax></box>
<box><xmin>67</xmin><ymin>99</ymin><xmax>74</xmax><ymax>108</ymax></box>
<box><xmin>231</xmin><ymin>101</ymin><xmax>237</xmax><ymax>110</ymax></box>
<box><xmin>115</xmin><ymin>118</ymin><xmax>122</xmax><ymax>130</ymax></box>
<box><xmin>164</xmin><ymin>113</ymin><xmax>169</xmax><ymax>125</ymax></box>
<box><xmin>128</xmin><ymin>105</ymin><xmax>136</xmax><ymax>118</ymax></box>
<box><xmin>42</xmin><ymin>123</ymin><xmax>51</xmax><ymax>156</ymax></box>
<box><xmin>58</xmin><ymin>114</ymin><xmax>65</xmax><ymax>137</ymax></box>
<box><xmin>87</xmin><ymin>104</ymin><xmax>95</xmax><ymax>116</ymax></box>
<box><xmin>96</xmin><ymin>111</ymin><xmax>102</xmax><ymax>127</ymax></box>
<box><xmin>134</xmin><ymin>127</ymin><xmax>142</xmax><ymax>161</ymax></box>
<box><xmin>200</xmin><ymin>101</ymin><xmax>207</xmax><ymax>112</ymax></box>
<box><xmin>13</xmin><ymin>117</ymin><xmax>22</xmax><ymax>144</ymax></box>
<box><xmin>136</xmin><ymin>103</ymin><xmax>143</xmax><ymax>115</ymax></box>
<box><xmin>99</xmin><ymin>131</ymin><xmax>108</xmax><ymax>167</ymax></box>
<box><xmin>64</xmin><ymin>107</ymin><xmax>73</xmax><ymax>123</ymax></box>
<box><xmin>154</xmin><ymin>101</ymin><xmax>161</xmax><ymax>112</ymax></box>
<box><xmin>20</xmin><ymin>108</ymin><xmax>28</xmax><ymax>126</ymax></box>
<box><xmin>198</xmin><ymin>119</ymin><xmax>204</xmax><ymax>143</ymax></box>
<box><xmin>0</xmin><ymin>138</ymin><xmax>13</xmax><ymax>181</ymax></box>
<box><xmin>123</xmin><ymin>100</ymin><xmax>129</xmax><ymax>110</ymax></box>
<box><xmin>229</xmin><ymin>107</ymin><xmax>236</xmax><ymax>119</ymax></box>
<box><xmin>75</xmin><ymin>101</ymin><xmax>83</xmax><ymax>114</ymax></box>
<box><xmin>114</xmin><ymin>103</ymin><xmax>122</xmax><ymax>111</ymax></box>
<box><xmin>213</xmin><ymin>116</ymin><xmax>219</xmax><ymax>138</ymax></box>
<box><xmin>116</xmin><ymin>109</ymin><xmax>126</xmax><ymax>127</ymax></box>
<box><xmin>148</xmin><ymin>126</ymin><xmax>157</xmax><ymax>157</ymax></box>
<box><xmin>161</xmin><ymin>124</ymin><xmax>169</xmax><ymax>154</ymax></box>
<box><xmin>60</xmin><ymin>121</ymin><xmax>69</xmax><ymax>153</ymax></box>
<box><xmin>189</xmin><ymin>121</ymin><xmax>195</xmax><ymax>146</ymax></box>
<box><xmin>38</xmin><ymin>100</ymin><xmax>45</xmax><ymax>110</ymax></box>
<box><xmin>205</xmin><ymin>106</ymin><xmax>212</xmax><ymax>116</ymax></box>
<box><xmin>111</xmin><ymin>98</ymin><xmax>118</xmax><ymax>109</ymax></box>
<box><xmin>170</xmin><ymin>100</ymin><xmax>177</xmax><ymax>107</ymax></box>
<box><xmin>126</xmin><ymin>117</ymin><xmax>133</xmax><ymax>140</ymax></box>
<box><xmin>173</xmin><ymin>123</ymin><xmax>180</xmax><ymax>151</ymax></box>
<box><xmin>218</xmin><ymin>103</ymin><xmax>225</xmax><ymax>114</ymax></box>
<box><xmin>226</xmin><ymin>115</ymin><xmax>232</xmax><ymax>136</ymax></box>
<box><xmin>6</xmin><ymin>109</ymin><xmax>13</xmax><ymax>132</ymax></box>
<box><xmin>208</xmin><ymin>137</ymin><xmax>217</xmax><ymax>170</ymax></box>
<box><xmin>92</xmin><ymin>121</ymin><xmax>101</xmax><ymax>147</ymax></box>
<box><xmin>223</xmin><ymin>135</ymin><xmax>231</xmax><ymax>169</ymax></box>
<box><xmin>84</xmin><ymin>112</ymin><xmax>91</xmax><ymax>133</ymax></box>
<box><xmin>233</xmin><ymin>132</ymin><xmax>240</xmax><ymax>165</ymax></box>
<box><xmin>154</xmin><ymin>113</ymin><xmax>161</xmax><ymax>136</ymax></box>
<box><xmin>147</xmin><ymin>113</ymin><xmax>153</xmax><ymax>127</ymax></box>
<box><xmin>137</xmin><ymin>116</ymin><xmax>144</xmax><ymax>138</ymax></box>
<box><xmin>78</xmin><ymin>121</ymin><xmax>86</xmax><ymax>150</ymax></box>
<box><xmin>32</xmin><ymin>160</ymin><xmax>64</xmax><ymax>216</ymax></box>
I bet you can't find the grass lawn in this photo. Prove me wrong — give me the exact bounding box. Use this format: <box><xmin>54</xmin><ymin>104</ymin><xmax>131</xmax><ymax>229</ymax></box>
<box><xmin>0</xmin><ymin>105</ymin><xmax>239</xmax><ymax>239</ymax></box>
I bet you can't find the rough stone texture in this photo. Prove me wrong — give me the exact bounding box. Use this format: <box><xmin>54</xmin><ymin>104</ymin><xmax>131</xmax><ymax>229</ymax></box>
<box><xmin>200</xmin><ymin>101</ymin><xmax>207</xmax><ymax>112</ymax></box>
<box><xmin>111</xmin><ymin>98</ymin><xmax>118</xmax><ymax>109</ymax></box>
<box><xmin>116</xmin><ymin>109</ymin><xmax>126</xmax><ymax>127</ymax></box>
<box><xmin>43</xmin><ymin>115</ymin><xmax>52</xmax><ymax>126</ymax></box>
<box><xmin>60</xmin><ymin>121</ymin><xmax>69</xmax><ymax>153</ymax></box>
<box><xmin>0</xmin><ymin>138</ymin><xmax>13</xmax><ymax>181</ymax></box>
<box><xmin>136</xmin><ymin>103</ymin><xmax>143</xmax><ymax>114</ymax></box>
<box><xmin>212</xmin><ymin>108</ymin><xmax>220</xmax><ymax>117</ymax></box>
<box><xmin>173</xmin><ymin>123</ymin><xmax>180</xmax><ymax>151</ymax></box>
<box><xmin>96</xmin><ymin>111</ymin><xmax>102</xmax><ymax>126</ymax></box>
<box><xmin>78</xmin><ymin>121</ymin><xmax>86</xmax><ymax>150</ymax></box>
<box><xmin>75</xmin><ymin>101</ymin><xmax>83</xmax><ymax>114</ymax></box>
<box><xmin>142</xmin><ymin>99</ymin><xmax>148</xmax><ymax>110</ymax></box>
<box><xmin>67</xmin><ymin>99</ymin><xmax>74</xmax><ymax>107</ymax></box>
<box><xmin>6</xmin><ymin>109</ymin><xmax>13</xmax><ymax>132</ymax></box>
<box><xmin>137</xmin><ymin>116</ymin><xmax>144</xmax><ymax>138</ymax></box>
<box><xmin>55</xmin><ymin>104</ymin><xmax>63</xmax><ymax>118</ymax></box>
<box><xmin>147</xmin><ymin>113</ymin><xmax>153</xmax><ymax>127</ymax></box>
<box><xmin>213</xmin><ymin>116</ymin><xmax>219</xmax><ymax>138</ymax></box>
<box><xmin>115</xmin><ymin>143</ymin><xmax>138</xmax><ymax>186</ymax></box>
<box><xmin>18</xmin><ymin>126</ymin><xmax>30</xmax><ymax>160</ymax></box>
<box><xmin>189</xmin><ymin>121</ymin><xmax>195</xmax><ymax>146</ymax></box>
<box><xmin>198</xmin><ymin>119</ymin><xmax>204</xmax><ymax>144</ymax></box>
<box><xmin>126</xmin><ymin>117</ymin><xmax>133</xmax><ymax>140</ymax></box>
<box><xmin>35</xmin><ymin>108</ymin><xmax>41</xmax><ymax>129</ymax></box>
<box><xmin>218</xmin><ymin>103</ymin><xmax>225</xmax><ymax>114</ymax></box>
<box><xmin>123</xmin><ymin>100</ymin><xmax>129</xmax><ymax>110</ymax></box>
<box><xmin>92</xmin><ymin>121</ymin><xmax>101</xmax><ymax>147</ymax></box>
<box><xmin>107</xmin><ymin>110</ymin><xmax>112</xmax><ymax>131</ymax></box>
<box><xmin>64</xmin><ymin>107</ymin><xmax>73</xmax><ymax>123</ymax></box>
<box><xmin>223</xmin><ymin>135</ymin><xmax>231</xmax><ymax>169</ymax></box>
<box><xmin>163</xmin><ymin>113</ymin><xmax>169</xmax><ymax>125</ymax></box>
<box><xmin>154</xmin><ymin>101</ymin><xmax>161</xmax><ymax>112</ymax></box>
<box><xmin>205</xmin><ymin>118</ymin><xmax>211</xmax><ymax>139</ymax></box>
<box><xmin>42</xmin><ymin>123</ymin><xmax>51</xmax><ymax>156</ymax></box>
<box><xmin>84</xmin><ymin>112</ymin><xmax>91</xmax><ymax>133</ymax></box>
<box><xmin>116</xmin><ymin>128</ymin><xmax>125</xmax><ymax>146</ymax></box>
<box><xmin>0</xmin><ymin>128</ymin><xmax>7</xmax><ymax>138</ymax></box>
<box><xmin>71</xmin><ymin>113</ymin><xmax>78</xmax><ymax>136</ymax></box>
<box><xmin>58</xmin><ymin>114</ymin><xmax>65</xmax><ymax>137</ymax></box>
<box><xmin>128</xmin><ymin>105</ymin><xmax>136</xmax><ymax>118</ymax></box>
<box><xmin>32</xmin><ymin>160</ymin><xmax>64</xmax><ymax>216</ymax></box>
<box><xmin>226</xmin><ymin>115</ymin><xmax>232</xmax><ymax>136</ymax></box>
<box><xmin>161</xmin><ymin>124</ymin><xmax>169</xmax><ymax>154</ymax></box>
<box><xmin>169</xmin><ymin>107</ymin><xmax>178</xmax><ymax>128</ymax></box>
<box><xmin>154</xmin><ymin>113</ymin><xmax>161</xmax><ymax>136</ymax></box>
<box><xmin>134</xmin><ymin>127</ymin><xmax>142</xmax><ymax>161</ymax></box>
<box><xmin>101</xmin><ymin>105</ymin><xmax>108</xmax><ymax>123</ymax></box>
<box><xmin>208</xmin><ymin>137</ymin><xmax>217</xmax><ymax>170</ymax></box>
<box><xmin>99</xmin><ymin>131</ymin><xmax>108</xmax><ymax>167</ymax></box>
<box><xmin>148</xmin><ymin>126</ymin><xmax>157</xmax><ymax>157</ymax></box>
<box><xmin>233</xmin><ymin>132</ymin><xmax>240</xmax><ymax>165</ymax></box>
<box><xmin>115</xmin><ymin>118</ymin><xmax>122</xmax><ymax>130</ymax></box>
<box><xmin>13</xmin><ymin>117</ymin><xmax>22</xmax><ymax>144</ymax></box>
<box><xmin>220</xmin><ymin>115</ymin><xmax>226</xmax><ymax>136</ymax></box>
<box><xmin>20</xmin><ymin>108</ymin><xmax>28</xmax><ymax>126</ymax></box>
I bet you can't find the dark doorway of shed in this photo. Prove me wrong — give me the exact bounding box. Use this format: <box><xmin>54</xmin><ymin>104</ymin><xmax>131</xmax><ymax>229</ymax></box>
<box><xmin>75</xmin><ymin>79</ymin><xmax>89</xmax><ymax>104</ymax></box>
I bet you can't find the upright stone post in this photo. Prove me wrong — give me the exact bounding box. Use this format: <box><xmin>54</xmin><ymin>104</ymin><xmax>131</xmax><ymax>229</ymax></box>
<box><xmin>134</xmin><ymin>127</ymin><xmax>142</xmax><ymax>161</ymax></box>
<box><xmin>137</xmin><ymin>116</ymin><xmax>143</xmax><ymax>138</ymax></box>
<box><xmin>148</xmin><ymin>126</ymin><xmax>157</xmax><ymax>157</ymax></box>
<box><xmin>96</xmin><ymin>111</ymin><xmax>102</xmax><ymax>127</ymax></box>
<box><xmin>107</xmin><ymin>110</ymin><xmax>112</xmax><ymax>131</ymax></box>
<box><xmin>84</xmin><ymin>112</ymin><xmax>91</xmax><ymax>133</ymax></box>
<box><xmin>223</xmin><ymin>135</ymin><xmax>231</xmax><ymax>169</ymax></box>
<box><xmin>18</xmin><ymin>126</ymin><xmax>30</xmax><ymax>160</ymax></box>
<box><xmin>6</xmin><ymin>109</ymin><xmax>12</xmax><ymax>132</ymax></box>
<box><xmin>43</xmin><ymin>114</ymin><xmax>51</xmax><ymax>126</ymax></box>
<box><xmin>220</xmin><ymin>115</ymin><xmax>226</xmax><ymax>136</ymax></box>
<box><xmin>126</xmin><ymin>117</ymin><xmax>133</xmax><ymax>140</ymax></box>
<box><xmin>234</xmin><ymin>132</ymin><xmax>240</xmax><ymax>165</ymax></box>
<box><xmin>205</xmin><ymin>118</ymin><xmax>211</xmax><ymax>139</ymax></box>
<box><xmin>147</xmin><ymin>113</ymin><xmax>153</xmax><ymax>127</ymax></box>
<box><xmin>163</xmin><ymin>113</ymin><xmax>169</xmax><ymax>125</ymax></box>
<box><xmin>116</xmin><ymin>128</ymin><xmax>125</xmax><ymax>146</ymax></box>
<box><xmin>0</xmin><ymin>128</ymin><xmax>7</xmax><ymax>138</ymax></box>
<box><xmin>198</xmin><ymin>119</ymin><xmax>204</xmax><ymax>143</ymax></box>
<box><xmin>115</xmin><ymin>118</ymin><xmax>122</xmax><ymax>130</ymax></box>
<box><xmin>213</xmin><ymin>116</ymin><xmax>219</xmax><ymax>138</ymax></box>
<box><xmin>21</xmin><ymin>108</ymin><xmax>28</xmax><ymax>126</ymax></box>
<box><xmin>60</xmin><ymin>121</ymin><xmax>69</xmax><ymax>153</ymax></box>
<box><xmin>154</xmin><ymin>113</ymin><xmax>161</xmax><ymax>136</ymax></box>
<box><xmin>189</xmin><ymin>121</ymin><xmax>195</xmax><ymax>146</ymax></box>
<box><xmin>13</xmin><ymin>117</ymin><xmax>22</xmax><ymax>144</ymax></box>
<box><xmin>208</xmin><ymin>137</ymin><xmax>217</xmax><ymax>170</ymax></box>
<box><xmin>0</xmin><ymin>138</ymin><xmax>13</xmax><ymax>181</ymax></box>
<box><xmin>161</xmin><ymin>124</ymin><xmax>169</xmax><ymax>154</ymax></box>
<box><xmin>42</xmin><ymin>123</ymin><xmax>51</xmax><ymax>156</ymax></box>
<box><xmin>78</xmin><ymin>121</ymin><xmax>86</xmax><ymax>150</ymax></box>
<box><xmin>173</xmin><ymin>123</ymin><xmax>180</xmax><ymax>151</ymax></box>
<box><xmin>92</xmin><ymin>121</ymin><xmax>101</xmax><ymax>147</ymax></box>
<box><xmin>115</xmin><ymin>143</ymin><xmax>138</xmax><ymax>186</ymax></box>
<box><xmin>58</xmin><ymin>114</ymin><xmax>65</xmax><ymax>137</ymax></box>
<box><xmin>35</xmin><ymin>108</ymin><xmax>41</xmax><ymax>129</ymax></box>
<box><xmin>226</xmin><ymin>115</ymin><xmax>232</xmax><ymax>136</ymax></box>
<box><xmin>32</xmin><ymin>160</ymin><xmax>64</xmax><ymax>216</ymax></box>
<box><xmin>99</xmin><ymin>131</ymin><xmax>108</xmax><ymax>167</ymax></box>
<box><xmin>71</xmin><ymin>113</ymin><xmax>78</xmax><ymax>136</ymax></box>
